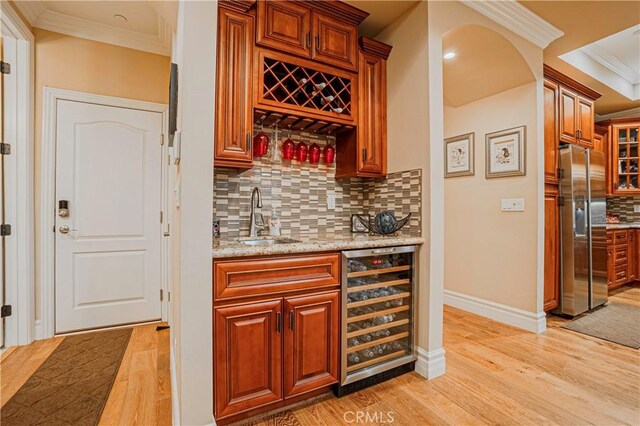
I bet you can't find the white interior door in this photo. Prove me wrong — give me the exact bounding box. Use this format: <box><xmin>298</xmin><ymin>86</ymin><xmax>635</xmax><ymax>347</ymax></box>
<box><xmin>55</xmin><ymin>99</ymin><xmax>163</xmax><ymax>334</ymax></box>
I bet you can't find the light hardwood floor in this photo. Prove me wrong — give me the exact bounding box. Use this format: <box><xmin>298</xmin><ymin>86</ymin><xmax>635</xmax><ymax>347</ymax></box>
<box><xmin>1</xmin><ymin>287</ymin><xmax>639</xmax><ymax>426</ymax></box>
<box><xmin>0</xmin><ymin>323</ymin><xmax>171</xmax><ymax>426</ymax></box>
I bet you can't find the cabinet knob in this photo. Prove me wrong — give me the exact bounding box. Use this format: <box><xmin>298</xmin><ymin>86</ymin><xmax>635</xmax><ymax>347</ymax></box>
<box><xmin>276</xmin><ymin>312</ymin><xmax>281</xmax><ymax>333</ymax></box>
<box><xmin>362</xmin><ymin>147</ymin><xmax>367</xmax><ymax>163</ymax></box>
<box><xmin>306</xmin><ymin>32</ymin><xmax>311</xmax><ymax>49</ymax></box>
<box><xmin>289</xmin><ymin>310</ymin><xmax>294</xmax><ymax>330</ymax></box>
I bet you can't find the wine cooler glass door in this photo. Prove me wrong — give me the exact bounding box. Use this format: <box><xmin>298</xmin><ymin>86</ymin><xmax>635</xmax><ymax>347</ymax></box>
<box><xmin>342</xmin><ymin>246</ymin><xmax>417</xmax><ymax>385</ymax></box>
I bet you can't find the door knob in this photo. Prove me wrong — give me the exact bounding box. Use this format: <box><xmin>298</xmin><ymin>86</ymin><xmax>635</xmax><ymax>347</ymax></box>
<box><xmin>59</xmin><ymin>225</ymin><xmax>70</xmax><ymax>234</ymax></box>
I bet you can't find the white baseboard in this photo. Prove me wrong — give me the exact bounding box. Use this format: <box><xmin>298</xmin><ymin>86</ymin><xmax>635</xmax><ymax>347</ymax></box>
<box><xmin>170</xmin><ymin>342</ymin><xmax>181</xmax><ymax>426</ymax></box>
<box><xmin>415</xmin><ymin>347</ymin><xmax>446</xmax><ymax>379</ymax></box>
<box><xmin>34</xmin><ymin>320</ymin><xmax>43</xmax><ymax>340</ymax></box>
<box><xmin>444</xmin><ymin>289</ymin><xmax>546</xmax><ymax>333</ymax></box>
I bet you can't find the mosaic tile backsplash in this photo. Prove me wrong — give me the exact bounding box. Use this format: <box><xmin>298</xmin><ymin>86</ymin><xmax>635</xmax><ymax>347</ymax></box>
<box><xmin>607</xmin><ymin>197</ymin><xmax>640</xmax><ymax>222</ymax></box>
<box><xmin>213</xmin><ymin>128</ymin><xmax>421</xmax><ymax>239</ymax></box>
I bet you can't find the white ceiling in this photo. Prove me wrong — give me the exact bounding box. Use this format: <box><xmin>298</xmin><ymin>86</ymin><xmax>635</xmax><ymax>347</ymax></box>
<box><xmin>14</xmin><ymin>0</ymin><xmax>173</xmax><ymax>56</ymax></box>
<box><xmin>560</xmin><ymin>24</ymin><xmax>640</xmax><ymax>102</ymax></box>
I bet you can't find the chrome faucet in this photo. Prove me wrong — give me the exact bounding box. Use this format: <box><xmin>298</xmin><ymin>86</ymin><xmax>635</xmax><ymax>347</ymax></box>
<box><xmin>249</xmin><ymin>187</ymin><xmax>265</xmax><ymax>237</ymax></box>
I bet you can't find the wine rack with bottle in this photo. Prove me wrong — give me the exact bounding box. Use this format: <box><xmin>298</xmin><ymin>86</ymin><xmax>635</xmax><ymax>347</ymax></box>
<box><xmin>340</xmin><ymin>246</ymin><xmax>416</xmax><ymax>387</ymax></box>
<box><xmin>256</xmin><ymin>49</ymin><xmax>356</xmax><ymax>125</ymax></box>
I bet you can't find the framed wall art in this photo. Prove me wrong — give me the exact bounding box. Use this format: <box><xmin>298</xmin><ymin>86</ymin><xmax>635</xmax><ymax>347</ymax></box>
<box><xmin>444</xmin><ymin>132</ymin><xmax>474</xmax><ymax>178</ymax></box>
<box><xmin>485</xmin><ymin>126</ymin><xmax>526</xmax><ymax>178</ymax></box>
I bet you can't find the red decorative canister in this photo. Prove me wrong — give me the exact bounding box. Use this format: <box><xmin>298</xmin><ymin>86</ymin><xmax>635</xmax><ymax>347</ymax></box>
<box><xmin>323</xmin><ymin>144</ymin><xmax>336</xmax><ymax>164</ymax></box>
<box><xmin>309</xmin><ymin>143</ymin><xmax>321</xmax><ymax>164</ymax></box>
<box><xmin>296</xmin><ymin>141</ymin><xmax>308</xmax><ymax>162</ymax></box>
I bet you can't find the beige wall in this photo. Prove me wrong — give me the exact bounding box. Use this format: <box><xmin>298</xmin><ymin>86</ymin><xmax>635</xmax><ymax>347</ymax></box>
<box><xmin>377</xmin><ymin>2</ymin><xmax>445</xmax><ymax>367</ymax></box>
<box><xmin>444</xmin><ymin>82</ymin><xmax>539</xmax><ymax>312</ymax></box>
<box><xmin>34</xmin><ymin>29</ymin><xmax>170</xmax><ymax>319</ymax></box>
<box><xmin>428</xmin><ymin>1</ymin><xmax>545</xmax><ymax>323</ymax></box>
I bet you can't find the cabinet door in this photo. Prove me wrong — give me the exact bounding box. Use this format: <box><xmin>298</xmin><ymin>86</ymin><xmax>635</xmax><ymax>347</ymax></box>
<box><xmin>559</xmin><ymin>88</ymin><xmax>578</xmax><ymax>145</ymax></box>
<box><xmin>577</xmin><ymin>97</ymin><xmax>594</xmax><ymax>148</ymax></box>
<box><xmin>214</xmin><ymin>300</ymin><xmax>283</xmax><ymax>419</ymax></box>
<box><xmin>357</xmin><ymin>51</ymin><xmax>386</xmax><ymax>176</ymax></box>
<box><xmin>544</xmin><ymin>79</ymin><xmax>559</xmax><ymax>185</ymax></box>
<box><xmin>607</xmin><ymin>245</ymin><xmax>614</xmax><ymax>288</ymax></box>
<box><xmin>283</xmin><ymin>291</ymin><xmax>339</xmax><ymax>398</ymax></box>
<box><xmin>312</xmin><ymin>12</ymin><xmax>358</xmax><ymax>71</ymax></box>
<box><xmin>257</xmin><ymin>0</ymin><xmax>311</xmax><ymax>58</ymax></box>
<box><xmin>544</xmin><ymin>189</ymin><xmax>560</xmax><ymax>311</ymax></box>
<box><xmin>629</xmin><ymin>231</ymin><xmax>637</xmax><ymax>282</ymax></box>
<box><xmin>612</xmin><ymin>124</ymin><xmax>640</xmax><ymax>195</ymax></box>
<box><xmin>215</xmin><ymin>7</ymin><xmax>254</xmax><ymax>168</ymax></box>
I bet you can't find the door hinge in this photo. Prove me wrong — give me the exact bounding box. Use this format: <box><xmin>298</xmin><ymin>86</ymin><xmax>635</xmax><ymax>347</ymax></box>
<box><xmin>160</xmin><ymin>289</ymin><xmax>164</xmax><ymax>301</ymax></box>
<box><xmin>0</xmin><ymin>143</ymin><xmax>11</xmax><ymax>155</ymax></box>
<box><xmin>0</xmin><ymin>224</ymin><xmax>11</xmax><ymax>236</ymax></box>
<box><xmin>0</xmin><ymin>61</ymin><xmax>10</xmax><ymax>75</ymax></box>
<box><xmin>1</xmin><ymin>305</ymin><xmax>12</xmax><ymax>318</ymax></box>
<box><xmin>160</xmin><ymin>211</ymin><xmax>163</xmax><ymax>223</ymax></box>
<box><xmin>557</xmin><ymin>168</ymin><xmax>563</xmax><ymax>179</ymax></box>
<box><xmin>557</xmin><ymin>196</ymin><xmax>565</xmax><ymax>207</ymax></box>
<box><xmin>168</xmin><ymin>291</ymin><xmax>171</xmax><ymax>302</ymax></box>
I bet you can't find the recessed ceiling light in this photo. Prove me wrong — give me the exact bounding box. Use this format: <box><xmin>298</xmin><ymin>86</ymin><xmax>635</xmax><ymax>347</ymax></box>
<box><xmin>443</xmin><ymin>51</ymin><xmax>456</xmax><ymax>60</ymax></box>
<box><xmin>113</xmin><ymin>14</ymin><xmax>128</xmax><ymax>23</ymax></box>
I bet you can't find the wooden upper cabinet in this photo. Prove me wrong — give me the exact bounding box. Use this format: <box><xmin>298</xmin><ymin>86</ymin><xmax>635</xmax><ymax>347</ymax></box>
<box><xmin>544</xmin><ymin>79</ymin><xmax>559</xmax><ymax>185</ymax></box>
<box><xmin>559</xmin><ymin>87</ymin><xmax>578</xmax><ymax>145</ymax></box>
<box><xmin>312</xmin><ymin>12</ymin><xmax>357</xmax><ymax>71</ymax></box>
<box><xmin>255</xmin><ymin>0</ymin><xmax>365</xmax><ymax>71</ymax></box>
<box><xmin>336</xmin><ymin>37</ymin><xmax>391</xmax><ymax>179</ymax></box>
<box><xmin>214</xmin><ymin>299</ymin><xmax>283</xmax><ymax>419</ymax></box>
<box><xmin>283</xmin><ymin>291</ymin><xmax>339</xmax><ymax>398</ymax></box>
<box><xmin>215</xmin><ymin>5</ymin><xmax>254</xmax><ymax>168</ymax></box>
<box><xmin>608</xmin><ymin>121</ymin><xmax>640</xmax><ymax>195</ymax></box>
<box><xmin>577</xmin><ymin>97</ymin><xmax>594</xmax><ymax>148</ymax></box>
<box><xmin>256</xmin><ymin>0</ymin><xmax>311</xmax><ymax>58</ymax></box>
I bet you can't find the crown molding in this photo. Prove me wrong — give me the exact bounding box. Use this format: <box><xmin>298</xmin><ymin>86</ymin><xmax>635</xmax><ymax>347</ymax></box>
<box><xmin>15</xmin><ymin>1</ymin><xmax>171</xmax><ymax>56</ymax></box>
<box><xmin>13</xmin><ymin>0</ymin><xmax>46</xmax><ymax>25</ymax></box>
<box><xmin>596</xmin><ymin>107</ymin><xmax>640</xmax><ymax>122</ymax></box>
<box><xmin>460</xmin><ymin>0</ymin><xmax>563</xmax><ymax>49</ymax></box>
<box><xmin>582</xmin><ymin>45</ymin><xmax>640</xmax><ymax>85</ymax></box>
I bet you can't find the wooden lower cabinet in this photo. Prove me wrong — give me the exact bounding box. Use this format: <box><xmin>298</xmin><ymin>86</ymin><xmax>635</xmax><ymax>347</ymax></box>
<box><xmin>544</xmin><ymin>187</ymin><xmax>560</xmax><ymax>311</ymax></box>
<box><xmin>214</xmin><ymin>286</ymin><xmax>340</xmax><ymax>421</ymax></box>
<box><xmin>606</xmin><ymin>229</ymin><xmax>640</xmax><ymax>290</ymax></box>
<box><xmin>214</xmin><ymin>299</ymin><xmax>283</xmax><ymax>419</ymax></box>
<box><xmin>284</xmin><ymin>291</ymin><xmax>339</xmax><ymax>397</ymax></box>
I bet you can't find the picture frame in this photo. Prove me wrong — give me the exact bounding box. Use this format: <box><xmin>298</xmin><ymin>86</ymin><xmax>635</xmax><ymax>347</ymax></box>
<box><xmin>351</xmin><ymin>214</ymin><xmax>370</xmax><ymax>233</ymax></box>
<box><xmin>485</xmin><ymin>125</ymin><xmax>526</xmax><ymax>178</ymax></box>
<box><xmin>444</xmin><ymin>132</ymin><xmax>474</xmax><ymax>177</ymax></box>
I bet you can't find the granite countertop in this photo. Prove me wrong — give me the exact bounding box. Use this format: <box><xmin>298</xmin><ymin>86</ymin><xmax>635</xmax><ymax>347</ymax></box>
<box><xmin>212</xmin><ymin>233</ymin><xmax>425</xmax><ymax>258</ymax></box>
<box><xmin>605</xmin><ymin>222</ymin><xmax>640</xmax><ymax>230</ymax></box>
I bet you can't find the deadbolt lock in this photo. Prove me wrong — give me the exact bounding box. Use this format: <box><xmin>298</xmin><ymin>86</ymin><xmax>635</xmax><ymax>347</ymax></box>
<box><xmin>58</xmin><ymin>200</ymin><xmax>69</xmax><ymax>217</ymax></box>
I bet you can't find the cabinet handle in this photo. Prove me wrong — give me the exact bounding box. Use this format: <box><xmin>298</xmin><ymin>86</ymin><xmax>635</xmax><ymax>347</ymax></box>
<box><xmin>289</xmin><ymin>310</ymin><xmax>294</xmax><ymax>330</ymax></box>
<box><xmin>246</xmin><ymin>132</ymin><xmax>251</xmax><ymax>151</ymax></box>
<box><xmin>276</xmin><ymin>312</ymin><xmax>281</xmax><ymax>333</ymax></box>
<box><xmin>362</xmin><ymin>148</ymin><xmax>367</xmax><ymax>163</ymax></box>
<box><xmin>315</xmin><ymin>34</ymin><xmax>320</xmax><ymax>52</ymax></box>
<box><xmin>306</xmin><ymin>32</ymin><xmax>311</xmax><ymax>48</ymax></box>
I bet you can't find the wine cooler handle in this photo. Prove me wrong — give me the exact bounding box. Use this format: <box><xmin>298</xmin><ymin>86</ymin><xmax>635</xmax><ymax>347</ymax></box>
<box><xmin>371</xmin><ymin>247</ymin><xmax>396</xmax><ymax>254</ymax></box>
<box><xmin>289</xmin><ymin>310</ymin><xmax>294</xmax><ymax>330</ymax></box>
<box><xmin>276</xmin><ymin>312</ymin><xmax>281</xmax><ymax>333</ymax></box>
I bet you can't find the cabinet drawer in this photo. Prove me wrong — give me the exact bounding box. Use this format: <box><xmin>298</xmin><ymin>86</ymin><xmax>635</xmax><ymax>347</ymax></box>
<box><xmin>614</xmin><ymin>246</ymin><xmax>628</xmax><ymax>265</ymax></box>
<box><xmin>613</xmin><ymin>230</ymin><xmax>628</xmax><ymax>245</ymax></box>
<box><xmin>606</xmin><ymin>231</ymin><xmax>613</xmax><ymax>245</ymax></box>
<box><xmin>615</xmin><ymin>266</ymin><xmax>628</xmax><ymax>285</ymax></box>
<box><xmin>214</xmin><ymin>253</ymin><xmax>340</xmax><ymax>301</ymax></box>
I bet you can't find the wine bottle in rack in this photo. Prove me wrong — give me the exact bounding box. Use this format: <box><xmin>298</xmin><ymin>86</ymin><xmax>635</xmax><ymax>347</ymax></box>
<box><xmin>347</xmin><ymin>337</ymin><xmax>361</xmax><ymax>347</ymax></box>
<box><xmin>347</xmin><ymin>353</ymin><xmax>361</xmax><ymax>364</ymax></box>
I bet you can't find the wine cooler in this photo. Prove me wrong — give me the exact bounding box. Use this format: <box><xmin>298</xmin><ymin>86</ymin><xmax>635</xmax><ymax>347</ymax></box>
<box><xmin>338</xmin><ymin>246</ymin><xmax>417</xmax><ymax>392</ymax></box>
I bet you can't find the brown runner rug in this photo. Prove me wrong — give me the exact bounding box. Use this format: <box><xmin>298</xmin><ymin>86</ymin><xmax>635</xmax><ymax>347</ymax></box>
<box><xmin>561</xmin><ymin>302</ymin><xmax>640</xmax><ymax>349</ymax></box>
<box><xmin>1</xmin><ymin>328</ymin><xmax>132</xmax><ymax>426</ymax></box>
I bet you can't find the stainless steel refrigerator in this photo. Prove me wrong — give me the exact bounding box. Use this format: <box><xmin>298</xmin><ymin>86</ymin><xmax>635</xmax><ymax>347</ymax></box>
<box><xmin>555</xmin><ymin>144</ymin><xmax>608</xmax><ymax>317</ymax></box>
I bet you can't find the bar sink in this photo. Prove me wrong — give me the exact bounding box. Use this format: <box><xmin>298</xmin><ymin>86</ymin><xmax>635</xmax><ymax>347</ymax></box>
<box><xmin>240</xmin><ymin>237</ymin><xmax>301</xmax><ymax>246</ymax></box>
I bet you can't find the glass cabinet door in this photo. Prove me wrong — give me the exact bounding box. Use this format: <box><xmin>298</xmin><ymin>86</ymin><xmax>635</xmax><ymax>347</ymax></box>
<box><xmin>615</xmin><ymin>125</ymin><xmax>640</xmax><ymax>193</ymax></box>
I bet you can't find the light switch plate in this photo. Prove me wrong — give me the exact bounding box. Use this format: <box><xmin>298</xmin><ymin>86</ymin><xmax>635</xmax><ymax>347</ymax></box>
<box><xmin>501</xmin><ymin>198</ymin><xmax>525</xmax><ymax>212</ymax></box>
<box><xmin>634</xmin><ymin>205</ymin><xmax>640</xmax><ymax>213</ymax></box>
